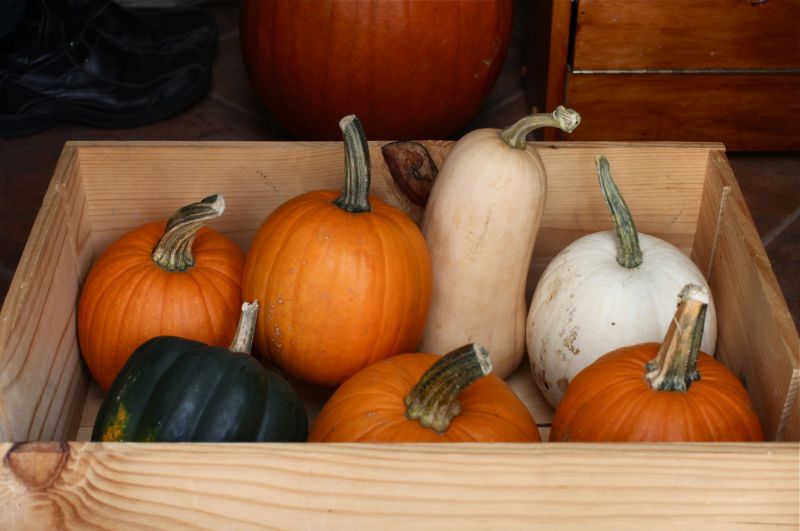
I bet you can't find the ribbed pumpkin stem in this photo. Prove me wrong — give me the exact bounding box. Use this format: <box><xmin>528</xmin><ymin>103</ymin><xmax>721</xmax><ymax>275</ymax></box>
<box><xmin>405</xmin><ymin>343</ymin><xmax>492</xmax><ymax>433</ymax></box>
<box><xmin>645</xmin><ymin>284</ymin><xmax>709</xmax><ymax>392</ymax></box>
<box><xmin>596</xmin><ymin>155</ymin><xmax>643</xmax><ymax>269</ymax></box>
<box><xmin>229</xmin><ymin>301</ymin><xmax>259</xmax><ymax>354</ymax></box>
<box><xmin>498</xmin><ymin>106</ymin><xmax>581</xmax><ymax>149</ymax></box>
<box><xmin>152</xmin><ymin>194</ymin><xmax>225</xmax><ymax>271</ymax></box>
<box><xmin>333</xmin><ymin>114</ymin><xmax>372</xmax><ymax>213</ymax></box>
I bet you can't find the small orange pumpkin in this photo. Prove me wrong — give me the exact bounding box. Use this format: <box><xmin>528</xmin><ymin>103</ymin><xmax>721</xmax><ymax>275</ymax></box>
<box><xmin>550</xmin><ymin>284</ymin><xmax>764</xmax><ymax>442</ymax></box>
<box><xmin>242</xmin><ymin>115</ymin><xmax>432</xmax><ymax>387</ymax></box>
<box><xmin>309</xmin><ymin>343</ymin><xmax>541</xmax><ymax>442</ymax></box>
<box><xmin>78</xmin><ymin>195</ymin><xmax>245</xmax><ymax>391</ymax></box>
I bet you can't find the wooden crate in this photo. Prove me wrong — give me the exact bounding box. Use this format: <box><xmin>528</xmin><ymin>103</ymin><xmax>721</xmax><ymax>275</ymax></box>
<box><xmin>1</xmin><ymin>141</ymin><xmax>798</xmax><ymax>528</ymax></box>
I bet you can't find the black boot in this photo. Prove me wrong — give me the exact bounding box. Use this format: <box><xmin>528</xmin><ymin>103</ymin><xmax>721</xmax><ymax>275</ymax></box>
<box><xmin>69</xmin><ymin>0</ymin><xmax>217</xmax><ymax>54</ymax></box>
<box><xmin>0</xmin><ymin>1</ymin><xmax>213</xmax><ymax>136</ymax></box>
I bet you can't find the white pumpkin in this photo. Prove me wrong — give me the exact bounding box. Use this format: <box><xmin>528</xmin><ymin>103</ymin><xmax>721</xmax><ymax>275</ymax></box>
<box><xmin>526</xmin><ymin>155</ymin><xmax>717</xmax><ymax>407</ymax></box>
<box><xmin>420</xmin><ymin>107</ymin><xmax>580</xmax><ymax>378</ymax></box>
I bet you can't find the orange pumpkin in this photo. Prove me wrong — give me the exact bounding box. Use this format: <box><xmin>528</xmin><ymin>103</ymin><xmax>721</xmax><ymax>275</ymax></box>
<box><xmin>242</xmin><ymin>115</ymin><xmax>432</xmax><ymax>387</ymax></box>
<box><xmin>240</xmin><ymin>0</ymin><xmax>513</xmax><ymax>140</ymax></box>
<box><xmin>309</xmin><ymin>343</ymin><xmax>541</xmax><ymax>442</ymax></box>
<box><xmin>550</xmin><ymin>284</ymin><xmax>764</xmax><ymax>442</ymax></box>
<box><xmin>78</xmin><ymin>195</ymin><xmax>245</xmax><ymax>391</ymax></box>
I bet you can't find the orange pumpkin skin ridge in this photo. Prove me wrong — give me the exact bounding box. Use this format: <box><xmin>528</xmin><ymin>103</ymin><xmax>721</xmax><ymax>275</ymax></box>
<box><xmin>243</xmin><ymin>191</ymin><xmax>432</xmax><ymax>387</ymax></box>
<box><xmin>308</xmin><ymin>353</ymin><xmax>541</xmax><ymax>443</ymax></box>
<box><xmin>550</xmin><ymin>343</ymin><xmax>764</xmax><ymax>442</ymax></box>
<box><xmin>78</xmin><ymin>222</ymin><xmax>245</xmax><ymax>391</ymax></box>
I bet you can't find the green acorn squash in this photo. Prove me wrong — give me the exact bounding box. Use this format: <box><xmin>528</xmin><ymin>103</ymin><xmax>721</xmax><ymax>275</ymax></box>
<box><xmin>91</xmin><ymin>302</ymin><xmax>308</xmax><ymax>442</ymax></box>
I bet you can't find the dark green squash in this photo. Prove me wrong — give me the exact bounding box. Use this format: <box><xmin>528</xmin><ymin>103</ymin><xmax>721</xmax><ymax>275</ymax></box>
<box><xmin>92</xmin><ymin>302</ymin><xmax>308</xmax><ymax>442</ymax></box>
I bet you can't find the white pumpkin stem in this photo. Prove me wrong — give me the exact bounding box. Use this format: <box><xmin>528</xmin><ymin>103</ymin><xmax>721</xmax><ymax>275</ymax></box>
<box><xmin>152</xmin><ymin>194</ymin><xmax>225</xmax><ymax>272</ymax></box>
<box><xmin>645</xmin><ymin>284</ymin><xmax>709</xmax><ymax>391</ymax></box>
<box><xmin>498</xmin><ymin>106</ymin><xmax>581</xmax><ymax>149</ymax></box>
<box><xmin>333</xmin><ymin>114</ymin><xmax>372</xmax><ymax>213</ymax></box>
<box><xmin>229</xmin><ymin>301</ymin><xmax>259</xmax><ymax>355</ymax></box>
<box><xmin>596</xmin><ymin>155</ymin><xmax>643</xmax><ymax>269</ymax></box>
<box><xmin>405</xmin><ymin>343</ymin><xmax>492</xmax><ymax>433</ymax></box>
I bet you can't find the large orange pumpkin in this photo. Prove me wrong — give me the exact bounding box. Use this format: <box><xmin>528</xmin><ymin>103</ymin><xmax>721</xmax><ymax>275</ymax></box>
<box><xmin>242</xmin><ymin>115</ymin><xmax>432</xmax><ymax>387</ymax></box>
<box><xmin>309</xmin><ymin>343</ymin><xmax>541</xmax><ymax>442</ymax></box>
<box><xmin>550</xmin><ymin>285</ymin><xmax>764</xmax><ymax>442</ymax></box>
<box><xmin>78</xmin><ymin>195</ymin><xmax>245</xmax><ymax>391</ymax></box>
<box><xmin>239</xmin><ymin>0</ymin><xmax>514</xmax><ymax>140</ymax></box>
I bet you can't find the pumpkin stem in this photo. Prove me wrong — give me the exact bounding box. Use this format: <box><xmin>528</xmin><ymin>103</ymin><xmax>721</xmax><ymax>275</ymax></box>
<box><xmin>596</xmin><ymin>155</ymin><xmax>643</xmax><ymax>269</ymax></box>
<box><xmin>229</xmin><ymin>301</ymin><xmax>259</xmax><ymax>354</ymax></box>
<box><xmin>152</xmin><ymin>194</ymin><xmax>225</xmax><ymax>272</ymax></box>
<box><xmin>333</xmin><ymin>114</ymin><xmax>372</xmax><ymax>213</ymax></box>
<box><xmin>498</xmin><ymin>106</ymin><xmax>581</xmax><ymax>149</ymax></box>
<box><xmin>645</xmin><ymin>284</ymin><xmax>709</xmax><ymax>392</ymax></box>
<box><xmin>404</xmin><ymin>343</ymin><xmax>492</xmax><ymax>433</ymax></box>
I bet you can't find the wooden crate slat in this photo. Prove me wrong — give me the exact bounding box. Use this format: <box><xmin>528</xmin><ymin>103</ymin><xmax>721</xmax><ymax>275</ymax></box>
<box><xmin>0</xmin><ymin>145</ymin><xmax>89</xmax><ymax>442</ymax></box>
<box><xmin>1</xmin><ymin>441</ymin><xmax>798</xmax><ymax>529</ymax></box>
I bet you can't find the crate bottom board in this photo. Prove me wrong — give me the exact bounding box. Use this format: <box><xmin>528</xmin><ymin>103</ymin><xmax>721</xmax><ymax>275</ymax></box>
<box><xmin>74</xmin><ymin>361</ymin><xmax>556</xmax><ymax>443</ymax></box>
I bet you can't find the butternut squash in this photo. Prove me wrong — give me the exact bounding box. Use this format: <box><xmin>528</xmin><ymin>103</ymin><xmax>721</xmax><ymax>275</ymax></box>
<box><xmin>419</xmin><ymin>107</ymin><xmax>581</xmax><ymax>378</ymax></box>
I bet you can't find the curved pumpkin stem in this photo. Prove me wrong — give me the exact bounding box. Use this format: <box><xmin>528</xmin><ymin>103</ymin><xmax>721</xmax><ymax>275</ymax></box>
<box><xmin>229</xmin><ymin>301</ymin><xmax>259</xmax><ymax>354</ymax></box>
<box><xmin>645</xmin><ymin>284</ymin><xmax>709</xmax><ymax>392</ymax></box>
<box><xmin>333</xmin><ymin>114</ymin><xmax>372</xmax><ymax>213</ymax></box>
<box><xmin>152</xmin><ymin>194</ymin><xmax>225</xmax><ymax>272</ymax></box>
<box><xmin>498</xmin><ymin>106</ymin><xmax>581</xmax><ymax>149</ymax></box>
<box><xmin>596</xmin><ymin>155</ymin><xmax>643</xmax><ymax>269</ymax></box>
<box><xmin>405</xmin><ymin>343</ymin><xmax>492</xmax><ymax>433</ymax></box>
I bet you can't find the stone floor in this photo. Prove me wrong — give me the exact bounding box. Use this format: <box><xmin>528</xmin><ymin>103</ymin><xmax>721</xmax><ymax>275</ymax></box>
<box><xmin>0</xmin><ymin>6</ymin><xmax>798</xmax><ymax>329</ymax></box>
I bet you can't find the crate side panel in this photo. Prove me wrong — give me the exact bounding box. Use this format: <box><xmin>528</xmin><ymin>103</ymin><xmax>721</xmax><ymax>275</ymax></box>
<box><xmin>704</xmin><ymin>152</ymin><xmax>799</xmax><ymax>441</ymax></box>
<box><xmin>1</xmin><ymin>442</ymin><xmax>798</xmax><ymax>529</ymax></box>
<box><xmin>0</xmin><ymin>145</ymin><xmax>91</xmax><ymax>442</ymax></box>
<box><xmin>75</xmin><ymin>143</ymin><xmax>409</xmax><ymax>255</ymax></box>
<box><xmin>0</xmin><ymin>199</ymin><xmax>86</xmax><ymax>442</ymax></box>
<box><xmin>74</xmin><ymin>143</ymin><xmax>711</xmax><ymax>259</ymax></box>
<box><xmin>710</xmin><ymin>199</ymin><xmax>799</xmax><ymax>441</ymax></box>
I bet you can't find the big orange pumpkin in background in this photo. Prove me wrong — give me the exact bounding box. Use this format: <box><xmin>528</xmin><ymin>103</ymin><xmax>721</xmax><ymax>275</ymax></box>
<box><xmin>78</xmin><ymin>195</ymin><xmax>245</xmax><ymax>391</ymax></box>
<box><xmin>240</xmin><ymin>0</ymin><xmax>514</xmax><ymax>140</ymax></box>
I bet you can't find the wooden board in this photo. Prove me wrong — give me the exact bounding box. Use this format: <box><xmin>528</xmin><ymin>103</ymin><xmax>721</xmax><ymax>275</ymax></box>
<box><xmin>562</xmin><ymin>73</ymin><xmax>800</xmax><ymax>151</ymax></box>
<box><xmin>573</xmin><ymin>0</ymin><xmax>800</xmax><ymax>70</ymax></box>
<box><xmin>1</xmin><ymin>441</ymin><xmax>798</xmax><ymax>529</ymax></box>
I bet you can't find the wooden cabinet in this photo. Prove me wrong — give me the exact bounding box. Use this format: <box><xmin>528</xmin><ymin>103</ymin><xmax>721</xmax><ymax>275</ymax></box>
<box><xmin>532</xmin><ymin>0</ymin><xmax>800</xmax><ymax>150</ymax></box>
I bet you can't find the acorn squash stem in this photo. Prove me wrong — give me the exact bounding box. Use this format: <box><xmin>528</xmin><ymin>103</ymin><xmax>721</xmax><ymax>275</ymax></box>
<box><xmin>645</xmin><ymin>284</ymin><xmax>709</xmax><ymax>392</ymax></box>
<box><xmin>152</xmin><ymin>194</ymin><xmax>225</xmax><ymax>272</ymax></box>
<box><xmin>596</xmin><ymin>155</ymin><xmax>643</xmax><ymax>269</ymax></box>
<box><xmin>229</xmin><ymin>301</ymin><xmax>259</xmax><ymax>354</ymax></box>
<box><xmin>334</xmin><ymin>115</ymin><xmax>372</xmax><ymax>213</ymax></box>
<box><xmin>404</xmin><ymin>343</ymin><xmax>492</xmax><ymax>433</ymax></box>
<box><xmin>498</xmin><ymin>106</ymin><xmax>581</xmax><ymax>149</ymax></box>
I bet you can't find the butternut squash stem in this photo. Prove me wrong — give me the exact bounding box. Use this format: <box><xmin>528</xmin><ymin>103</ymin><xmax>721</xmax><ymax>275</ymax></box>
<box><xmin>498</xmin><ymin>106</ymin><xmax>581</xmax><ymax>149</ymax></box>
<box><xmin>334</xmin><ymin>114</ymin><xmax>372</xmax><ymax>213</ymax></box>
<box><xmin>596</xmin><ymin>155</ymin><xmax>643</xmax><ymax>269</ymax></box>
<box><xmin>152</xmin><ymin>194</ymin><xmax>225</xmax><ymax>272</ymax></box>
<box><xmin>645</xmin><ymin>284</ymin><xmax>709</xmax><ymax>392</ymax></box>
<box><xmin>404</xmin><ymin>343</ymin><xmax>492</xmax><ymax>433</ymax></box>
<box><xmin>229</xmin><ymin>301</ymin><xmax>259</xmax><ymax>354</ymax></box>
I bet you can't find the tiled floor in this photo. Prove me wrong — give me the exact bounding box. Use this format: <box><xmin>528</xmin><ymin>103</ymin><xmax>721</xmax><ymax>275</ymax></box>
<box><xmin>0</xmin><ymin>6</ymin><xmax>798</xmax><ymax>329</ymax></box>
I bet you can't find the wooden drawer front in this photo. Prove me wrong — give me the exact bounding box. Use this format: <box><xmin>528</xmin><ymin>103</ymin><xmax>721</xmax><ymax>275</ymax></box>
<box><xmin>563</xmin><ymin>73</ymin><xmax>800</xmax><ymax>150</ymax></box>
<box><xmin>573</xmin><ymin>0</ymin><xmax>800</xmax><ymax>70</ymax></box>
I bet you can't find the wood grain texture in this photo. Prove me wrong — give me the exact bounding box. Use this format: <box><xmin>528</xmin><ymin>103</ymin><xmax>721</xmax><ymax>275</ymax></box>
<box><xmin>563</xmin><ymin>73</ymin><xmax>800</xmax><ymax>151</ymax></box>
<box><xmin>1</xmin><ymin>441</ymin><xmax>797</xmax><ymax>530</ymax></box>
<box><xmin>703</xmin><ymin>152</ymin><xmax>800</xmax><ymax>441</ymax></box>
<box><xmin>0</xmin><ymin>145</ymin><xmax>90</xmax><ymax>442</ymax></box>
<box><xmin>573</xmin><ymin>0</ymin><xmax>800</xmax><ymax>70</ymax></box>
